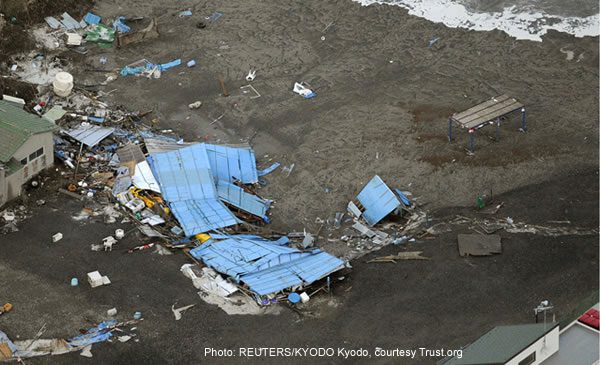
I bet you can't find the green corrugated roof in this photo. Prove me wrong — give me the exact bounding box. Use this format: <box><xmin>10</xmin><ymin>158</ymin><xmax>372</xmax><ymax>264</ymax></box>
<box><xmin>445</xmin><ymin>323</ymin><xmax>559</xmax><ymax>365</ymax></box>
<box><xmin>0</xmin><ymin>100</ymin><xmax>58</xmax><ymax>163</ymax></box>
<box><xmin>3</xmin><ymin>158</ymin><xmax>22</xmax><ymax>176</ymax></box>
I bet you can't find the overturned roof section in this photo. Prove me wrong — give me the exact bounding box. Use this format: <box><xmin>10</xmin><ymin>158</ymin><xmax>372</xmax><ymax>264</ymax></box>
<box><xmin>356</xmin><ymin>175</ymin><xmax>401</xmax><ymax>226</ymax></box>
<box><xmin>148</xmin><ymin>144</ymin><xmax>237</xmax><ymax>236</ymax></box>
<box><xmin>204</xmin><ymin>144</ymin><xmax>258</xmax><ymax>184</ymax></box>
<box><xmin>189</xmin><ymin>235</ymin><xmax>345</xmax><ymax>296</ymax></box>
<box><xmin>65</xmin><ymin>125</ymin><xmax>115</xmax><ymax>147</ymax></box>
<box><xmin>0</xmin><ymin>100</ymin><xmax>58</xmax><ymax>162</ymax></box>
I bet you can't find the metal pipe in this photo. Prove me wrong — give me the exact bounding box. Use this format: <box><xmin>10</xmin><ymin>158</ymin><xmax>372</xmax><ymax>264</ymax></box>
<box><xmin>521</xmin><ymin>107</ymin><xmax>527</xmax><ymax>132</ymax></box>
<box><xmin>448</xmin><ymin>118</ymin><xmax>453</xmax><ymax>142</ymax></box>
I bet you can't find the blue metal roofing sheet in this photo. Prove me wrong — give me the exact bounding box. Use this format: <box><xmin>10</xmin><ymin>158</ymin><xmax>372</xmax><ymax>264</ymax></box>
<box><xmin>189</xmin><ymin>235</ymin><xmax>345</xmax><ymax>296</ymax></box>
<box><xmin>148</xmin><ymin>144</ymin><xmax>237</xmax><ymax>236</ymax></box>
<box><xmin>204</xmin><ymin>144</ymin><xmax>258</xmax><ymax>184</ymax></box>
<box><xmin>242</xmin><ymin>252</ymin><xmax>345</xmax><ymax>295</ymax></box>
<box><xmin>217</xmin><ymin>182</ymin><xmax>270</xmax><ymax>218</ymax></box>
<box><xmin>169</xmin><ymin>200</ymin><xmax>238</xmax><ymax>236</ymax></box>
<box><xmin>356</xmin><ymin>175</ymin><xmax>401</xmax><ymax>226</ymax></box>
<box><xmin>65</xmin><ymin>125</ymin><xmax>115</xmax><ymax>147</ymax></box>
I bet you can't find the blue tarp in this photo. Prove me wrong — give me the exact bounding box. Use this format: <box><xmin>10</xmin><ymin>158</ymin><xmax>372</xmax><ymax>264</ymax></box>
<box><xmin>356</xmin><ymin>175</ymin><xmax>401</xmax><ymax>226</ymax></box>
<box><xmin>148</xmin><ymin>144</ymin><xmax>237</xmax><ymax>236</ymax></box>
<box><xmin>113</xmin><ymin>16</ymin><xmax>130</xmax><ymax>33</ymax></box>
<box><xmin>67</xmin><ymin>320</ymin><xmax>117</xmax><ymax>348</ymax></box>
<box><xmin>204</xmin><ymin>144</ymin><xmax>258</xmax><ymax>184</ymax></box>
<box><xmin>189</xmin><ymin>235</ymin><xmax>345</xmax><ymax>296</ymax></box>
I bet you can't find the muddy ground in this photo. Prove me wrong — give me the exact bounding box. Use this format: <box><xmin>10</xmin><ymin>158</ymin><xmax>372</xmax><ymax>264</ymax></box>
<box><xmin>0</xmin><ymin>0</ymin><xmax>598</xmax><ymax>363</ymax></box>
<box><xmin>1</xmin><ymin>165</ymin><xmax>597</xmax><ymax>365</ymax></box>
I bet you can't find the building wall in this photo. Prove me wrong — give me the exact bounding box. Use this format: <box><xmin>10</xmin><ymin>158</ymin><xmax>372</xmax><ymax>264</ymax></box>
<box><xmin>0</xmin><ymin>167</ymin><xmax>6</xmax><ymax>207</ymax></box>
<box><xmin>4</xmin><ymin>132</ymin><xmax>54</xmax><ymax>202</ymax></box>
<box><xmin>507</xmin><ymin>326</ymin><xmax>560</xmax><ymax>365</ymax></box>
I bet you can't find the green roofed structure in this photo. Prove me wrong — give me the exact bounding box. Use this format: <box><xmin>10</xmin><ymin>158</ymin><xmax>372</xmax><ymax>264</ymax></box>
<box><xmin>442</xmin><ymin>323</ymin><xmax>559</xmax><ymax>365</ymax></box>
<box><xmin>0</xmin><ymin>100</ymin><xmax>57</xmax><ymax>207</ymax></box>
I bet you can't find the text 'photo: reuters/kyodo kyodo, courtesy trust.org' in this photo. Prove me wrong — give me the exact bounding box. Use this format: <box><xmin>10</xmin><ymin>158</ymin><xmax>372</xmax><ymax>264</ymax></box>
<box><xmin>204</xmin><ymin>347</ymin><xmax>463</xmax><ymax>360</ymax></box>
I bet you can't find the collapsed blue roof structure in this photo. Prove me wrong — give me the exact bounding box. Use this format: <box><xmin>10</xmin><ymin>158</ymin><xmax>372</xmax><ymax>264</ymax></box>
<box><xmin>189</xmin><ymin>235</ymin><xmax>345</xmax><ymax>296</ymax></box>
<box><xmin>356</xmin><ymin>175</ymin><xmax>402</xmax><ymax>226</ymax></box>
<box><xmin>147</xmin><ymin>143</ymin><xmax>272</xmax><ymax>236</ymax></box>
<box><xmin>148</xmin><ymin>144</ymin><xmax>238</xmax><ymax>236</ymax></box>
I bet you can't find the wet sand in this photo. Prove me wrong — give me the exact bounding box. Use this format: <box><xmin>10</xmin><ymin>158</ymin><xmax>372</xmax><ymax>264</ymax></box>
<box><xmin>57</xmin><ymin>0</ymin><xmax>598</xmax><ymax>234</ymax></box>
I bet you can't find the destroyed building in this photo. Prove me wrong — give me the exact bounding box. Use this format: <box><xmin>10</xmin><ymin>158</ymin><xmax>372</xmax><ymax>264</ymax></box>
<box><xmin>0</xmin><ymin>100</ymin><xmax>57</xmax><ymax>207</ymax></box>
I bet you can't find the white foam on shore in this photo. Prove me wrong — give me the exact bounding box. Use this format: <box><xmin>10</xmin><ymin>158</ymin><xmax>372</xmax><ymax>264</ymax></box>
<box><xmin>355</xmin><ymin>0</ymin><xmax>600</xmax><ymax>41</ymax></box>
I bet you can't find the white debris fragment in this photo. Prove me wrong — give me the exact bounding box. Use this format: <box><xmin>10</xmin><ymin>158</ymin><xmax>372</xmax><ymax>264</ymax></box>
<box><xmin>171</xmin><ymin>304</ymin><xmax>195</xmax><ymax>320</ymax></box>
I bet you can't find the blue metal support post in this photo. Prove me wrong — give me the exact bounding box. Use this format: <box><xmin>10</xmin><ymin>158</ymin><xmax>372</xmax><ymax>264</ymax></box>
<box><xmin>520</xmin><ymin>107</ymin><xmax>527</xmax><ymax>132</ymax></box>
<box><xmin>468</xmin><ymin>129</ymin><xmax>475</xmax><ymax>153</ymax></box>
<box><xmin>495</xmin><ymin>118</ymin><xmax>500</xmax><ymax>140</ymax></box>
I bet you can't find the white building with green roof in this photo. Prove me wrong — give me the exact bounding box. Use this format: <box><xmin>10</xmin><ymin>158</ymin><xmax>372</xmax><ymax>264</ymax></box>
<box><xmin>0</xmin><ymin>99</ymin><xmax>57</xmax><ymax>207</ymax></box>
<box><xmin>442</xmin><ymin>323</ymin><xmax>560</xmax><ymax>365</ymax></box>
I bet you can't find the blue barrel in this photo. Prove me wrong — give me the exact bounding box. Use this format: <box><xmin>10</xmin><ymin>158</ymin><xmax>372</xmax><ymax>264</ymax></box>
<box><xmin>288</xmin><ymin>293</ymin><xmax>301</xmax><ymax>304</ymax></box>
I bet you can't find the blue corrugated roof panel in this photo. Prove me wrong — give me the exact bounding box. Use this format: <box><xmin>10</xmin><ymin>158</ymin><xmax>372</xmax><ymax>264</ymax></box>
<box><xmin>189</xmin><ymin>235</ymin><xmax>345</xmax><ymax>296</ymax></box>
<box><xmin>356</xmin><ymin>175</ymin><xmax>401</xmax><ymax>226</ymax></box>
<box><xmin>217</xmin><ymin>182</ymin><xmax>270</xmax><ymax>218</ymax></box>
<box><xmin>148</xmin><ymin>144</ymin><xmax>237</xmax><ymax>236</ymax></box>
<box><xmin>205</xmin><ymin>144</ymin><xmax>258</xmax><ymax>184</ymax></box>
<box><xmin>242</xmin><ymin>251</ymin><xmax>345</xmax><ymax>295</ymax></box>
<box><xmin>169</xmin><ymin>200</ymin><xmax>238</xmax><ymax>236</ymax></box>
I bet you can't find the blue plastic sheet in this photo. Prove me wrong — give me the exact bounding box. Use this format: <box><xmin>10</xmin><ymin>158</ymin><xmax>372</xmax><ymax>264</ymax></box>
<box><xmin>113</xmin><ymin>16</ymin><xmax>130</xmax><ymax>33</ymax></box>
<box><xmin>84</xmin><ymin>12</ymin><xmax>101</xmax><ymax>25</ymax></box>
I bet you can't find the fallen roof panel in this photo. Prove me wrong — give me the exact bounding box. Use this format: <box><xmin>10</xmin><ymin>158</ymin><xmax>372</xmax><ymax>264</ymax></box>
<box><xmin>217</xmin><ymin>182</ymin><xmax>270</xmax><ymax>218</ymax></box>
<box><xmin>169</xmin><ymin>200</ymin><xmax>238</xmax><ymax>236</ymax></box>
<box><xmin>65</xmin><ymin>125</ymin><xmax>115</xmax><ymax>147</ymax></box>
<box><xmin>143</xmin><ymin>137</ymin><xmax>195</xmax><ymax>154</ymax></box>
<box><xmin>356</xmin><ymin>175</ymin><xmax>401</xmax><ymax>226</ymax></box>
<box><xmin>116</xmin><ymin>144</ymin><xmax>146</xmax><ymax>164</ymax></box>
<box><xmin>204</xmin><ymin>144</ymin><xmax>258</xmax><ymax>184</ymax></box>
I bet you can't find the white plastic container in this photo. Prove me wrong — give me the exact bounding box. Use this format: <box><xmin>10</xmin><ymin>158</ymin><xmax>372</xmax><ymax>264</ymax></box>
<box><xmin>53</xmin><ymin>72</ymin><xmax>74</xmax><ymax>97</ymax></box>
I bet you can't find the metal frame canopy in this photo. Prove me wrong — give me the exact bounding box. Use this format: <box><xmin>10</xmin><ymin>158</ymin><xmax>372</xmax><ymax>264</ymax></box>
<box><xmin>448</xmin><ymin>95</ymin><xmax>527</xmax><ymax>152</ymax></box>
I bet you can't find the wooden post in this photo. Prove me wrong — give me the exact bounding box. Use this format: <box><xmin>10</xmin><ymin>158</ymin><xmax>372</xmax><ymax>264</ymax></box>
<box><xmin>72</xmin><ymin>142</ymin><xmax>84</xmax><ymax>181</ymax></box>
<box><xmin>218</xmin><ymin>76</ymin><xmax>229</xmax><ymax>97</ymax></box>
